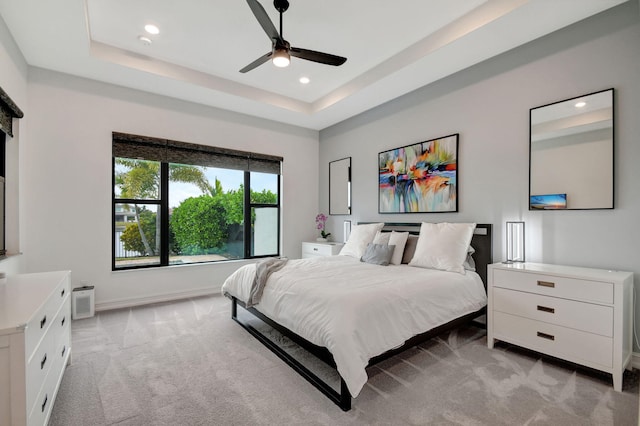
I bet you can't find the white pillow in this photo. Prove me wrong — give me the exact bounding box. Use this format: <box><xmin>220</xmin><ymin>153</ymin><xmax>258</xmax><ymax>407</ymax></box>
<box><xmin>388</xmin><ymin>231</ymin><xmax>409</xmax><ymax>265</ymax></box>
<box><xmin>408</xmin><ymin>222</ymin><xmax>476</xmax><ymax>274</ymax></box>
<box><xmin>372</xmin><ymin>231</ymin><xmax>391</xmax><ymax>245</ymax></box>
<box><xmin>339</xmin><ymin>223</ymin><xmax>385</xmax><ymax>258</ymax></box>
<box><xmin>372</xmin><ymin>231</ymin><xmax>408</xmax><ymax>265</ymax></box>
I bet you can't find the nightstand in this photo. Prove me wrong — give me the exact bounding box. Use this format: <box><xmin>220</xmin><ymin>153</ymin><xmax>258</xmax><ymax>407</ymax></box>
<box><xmin>301</xmin><ymin>241</ymin><xmax>344</xmax><ymax>259</ymax></box>
<box><xmin>487</xmin><ymin>262</ymin><xmax>633</xmax><ymax>391</ymax></box>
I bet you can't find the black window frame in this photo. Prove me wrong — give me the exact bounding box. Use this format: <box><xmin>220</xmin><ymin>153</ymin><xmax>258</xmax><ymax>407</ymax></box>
<box><xmin>0</xmin><ymin>132</ymin><xmax>5</xmax><ymax>259</ymax></box>
<box><xmin>112</xmin><ymin>132</ymin><xmax>282</xmax><ymax>271</ymax></box>
<box><xmin>0</xmin><ymin>84</ymin><xmax>24</xmax><ymax>259</ymax></box>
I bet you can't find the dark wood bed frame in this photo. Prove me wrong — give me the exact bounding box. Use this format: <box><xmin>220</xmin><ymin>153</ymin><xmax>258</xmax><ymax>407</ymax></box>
<box><xmin>229</xmin><ymin>223</ymin><xmax>493</xmax><ymax>411</ymax></box>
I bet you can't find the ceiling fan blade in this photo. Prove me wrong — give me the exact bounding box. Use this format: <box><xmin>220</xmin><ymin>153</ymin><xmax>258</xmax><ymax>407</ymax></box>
<box><xmin>239</xmin><ymin>51</ymin><xmax>273</xmax><ymax>73</ymax></box>
<box><xmin>290</xmin><ymin>47</ymin><xmax>347</xmax><ymax>66</ymax></box>
<box><xmin>246</xmin><ymin>0</ymin><xmax>281</xmax><ymax>42</ymax></box>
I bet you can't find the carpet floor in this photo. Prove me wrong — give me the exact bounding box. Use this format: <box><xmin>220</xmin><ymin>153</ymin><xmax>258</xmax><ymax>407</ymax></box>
<box><xmin>49</xmin><ymin>294</ymin><xmax>639</xmax><ymax>425</ymax></box>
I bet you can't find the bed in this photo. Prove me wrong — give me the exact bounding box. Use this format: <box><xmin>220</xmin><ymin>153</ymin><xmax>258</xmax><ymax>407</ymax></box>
<box><xmin>222</xmin><ymin>222</ymin><xmax>492</xmax><ymax>411</ymax></box>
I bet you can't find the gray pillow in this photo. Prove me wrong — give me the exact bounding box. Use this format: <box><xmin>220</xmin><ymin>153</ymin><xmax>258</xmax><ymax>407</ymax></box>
<box><xmin>360</xmin><ymin>243</ymin><xmax>395</xmax><ymax>266</ymax></box>
<box><xmin>401</xmin><ymin>235</ymin><xmax>419</xmax><ymax>264</ymax></box>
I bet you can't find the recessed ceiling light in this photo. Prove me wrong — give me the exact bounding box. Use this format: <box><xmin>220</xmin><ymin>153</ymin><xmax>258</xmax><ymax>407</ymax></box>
<box><xmin>138</xmin><ymin>36</ymin><xmax>152</xmax><ymax>45</ymax></box>
<box><xmin>144</xmin><ymin>24</ymin><xmax>160</xmax><ymax>35</ymax></box>
<box><xmin>299</xmin><ymin>77</ymin><xmax>310</xmax><ymax>84</ymax></box>
<box><xmin>575</xmin><ymin>101</ymin><xmax>586</xmax><ymax>108</ymax></box>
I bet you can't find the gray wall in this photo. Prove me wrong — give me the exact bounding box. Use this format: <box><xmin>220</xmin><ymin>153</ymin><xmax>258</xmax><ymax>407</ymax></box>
<box><xmin>22</xmin><ymin>69</ymin><xmax>319</xmax><ymax>309</ymax></box>
<box><xmin>319</xmin><ymin>3</ymin><xmax>640</xmax><ymax>345</ymax></box>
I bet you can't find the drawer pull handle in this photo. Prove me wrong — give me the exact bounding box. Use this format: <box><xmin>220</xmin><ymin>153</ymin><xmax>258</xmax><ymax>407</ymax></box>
<box><xmin>62</xmin><ymin>345</ymin><xmax>66</xmax><ymax>357</ymax></box>
<box><xmin>537</xmin><ymin>305</ymin><xmax>555</xmax><ymax>314</ymax></box>
<box><xmin>537</xmin><ymin>280</ymin><xmax>555</xmax><ymax>288</ymax></box>
<box><xmin>537</xmin><ymin>331</ymin><xmax>555</xmax><ymax>341</ymax></box>
<box><xmin>61</xmin><ymin>288</ymin><xmax>65</xmax><ymax>298</ymax></box>
<box><xmin>61</xmin><ymin>316</ymin><xmax>66</xmax><ymax>327</ymax></box>
<box><xmin>313</xmin><ymin>248</ymin><xmax>318</xmax><ymax>251</ymax></box>
<box><xmin>41</xmin><ymin>353</ymin><xmax>47</xmax><ymax>369</ymax></box>
<box><xmin>41</xmin><ymin>394</ymin><xmax>48</xmax><ymax>412</ymax></box>
<box><xmin>40</xmin><ymin>315</ymin><xmax>47</xmax><ymax>329</ymax></box>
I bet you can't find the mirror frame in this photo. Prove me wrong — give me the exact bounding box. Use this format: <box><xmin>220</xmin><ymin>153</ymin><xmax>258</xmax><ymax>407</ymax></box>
<box><xmin>529</xmin><ymin>88</ymin><xmax>614</xmax><ymax>210</ymax></box>
<box><xmin>329</xmin><ymin>157</ymin><xmax>351</xmax><ymax>215</ymax></box>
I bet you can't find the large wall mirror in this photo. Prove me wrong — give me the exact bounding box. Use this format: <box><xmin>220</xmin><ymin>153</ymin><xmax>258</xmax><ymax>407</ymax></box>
<box><xmin>529</xmin><ymin>88</ymin><xmax>614</xmax><ymax>210</ymax></box>
<box><xmin>329</xmin><ymin>157</ymin><xmax>351</xmax><ymax>215</ymax></box>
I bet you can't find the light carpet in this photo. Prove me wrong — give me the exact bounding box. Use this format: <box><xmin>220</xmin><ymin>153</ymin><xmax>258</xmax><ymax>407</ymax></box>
<box><xmin>49</xmin><ymin>294</ymin><xmax>638</xmax><ymax>425</ymax></box>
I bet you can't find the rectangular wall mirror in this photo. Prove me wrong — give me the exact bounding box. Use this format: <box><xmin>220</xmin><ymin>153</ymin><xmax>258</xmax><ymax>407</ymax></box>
<box><xmin>329</xmin><ymin>157</ymin><xmax>351</xmax><ymax>215</ymax></box>
<box><xmin>529</xmin><ymin>88</ymin><xmax>614</xmax><ymax>210</ymax></box>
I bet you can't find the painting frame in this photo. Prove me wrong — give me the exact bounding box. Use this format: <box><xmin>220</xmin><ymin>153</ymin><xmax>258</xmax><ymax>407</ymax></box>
<box><xmin>379</xmin><ymin>134</ymin><xmax>459</xmax><ymax>214</ymax></box>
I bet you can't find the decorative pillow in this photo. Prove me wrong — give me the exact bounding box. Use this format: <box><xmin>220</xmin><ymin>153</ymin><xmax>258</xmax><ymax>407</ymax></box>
<box><xmin>388</xmin><ymin>231</ymin><xmax>409</xmax><ymax>265</ymax></box>
<box><xmin>360</xmin><ymin>243</ymin><xmax>395</xmax><ymax>266</ymax></box>
<box><xmin>401</xmin><ymin>235</ymin><xmax>419</xmax><ymax>264</ymax></box>
<box><xmin>408</xmin><ymin>222</ymin><xmax>476</xmax><ymax>274</ymax></box>
<box><xmin>372</xmin><ymin>231</ymin><xmax>391</xmax><ymax>245</ymax></box>
<box><xmin>339</xmin><ymin>223</ymin><xmax>385</xmax><ymax>258</ymax></box>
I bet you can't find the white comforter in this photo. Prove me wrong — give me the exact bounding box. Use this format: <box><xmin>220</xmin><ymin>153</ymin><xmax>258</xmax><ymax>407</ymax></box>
<box><xmin>221</xmin><ymin>255</ymin><xmax>487</xmax><ymax>397</ymax></box>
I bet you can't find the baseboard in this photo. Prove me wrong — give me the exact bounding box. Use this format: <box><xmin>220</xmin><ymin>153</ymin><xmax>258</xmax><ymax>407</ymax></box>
<box><xmin>95</xmin><ymin>287</ymin><xmax>221</xmax><ymax>312</ymax></box>
<box><xmin>632</xmin><ymin>352</ymin><xmax>640</xmax><ymax>370</ymax></box>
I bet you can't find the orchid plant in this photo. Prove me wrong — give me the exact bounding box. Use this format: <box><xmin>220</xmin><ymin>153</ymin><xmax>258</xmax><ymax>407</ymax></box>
<box><xmin>315</xmin><ymin>213</ymin><xmax>331</xmax><ymax>239</ymax></box>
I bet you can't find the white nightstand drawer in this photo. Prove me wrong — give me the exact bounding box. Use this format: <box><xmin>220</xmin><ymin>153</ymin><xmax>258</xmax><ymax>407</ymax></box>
<box><xmin>493</xmin><ymin>287</ymin><xmax>613</xmax><ymax>337</ymax></box>
<box><xmin>492</xmin><ymin>268</ymin><xmax>613</xmax><ymax>304</ymax></box>
<box><xmin>493</xmin><ymin>311</ymin><xmax>613</xmax><ymax>368</ymax></box>
<box><xmin>301</xmin><ymin>242</ymin><xmax>344</xmax><ymax>258</ymax></box>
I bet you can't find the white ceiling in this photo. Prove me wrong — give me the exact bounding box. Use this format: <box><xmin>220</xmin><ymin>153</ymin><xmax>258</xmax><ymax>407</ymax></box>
<box><xmin>0</xmin><ymin>0</ymin><xmax>627</xmax><ymax>130</ymax></box>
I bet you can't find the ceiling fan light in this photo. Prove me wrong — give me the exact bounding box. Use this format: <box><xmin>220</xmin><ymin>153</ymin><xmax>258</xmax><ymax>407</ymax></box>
<box><xmin>272</xmin><ymin>49</ymin><xmax>290</xmax><ymax>68</ymax></box>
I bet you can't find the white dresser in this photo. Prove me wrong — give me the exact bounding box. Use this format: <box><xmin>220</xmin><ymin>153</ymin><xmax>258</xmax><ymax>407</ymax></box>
<box><xmin>0</xmin><ymin>271</ymin><xmax>72</xmax><ymax>426</ymax></box>
<box><xmin>487</xmin><ymin>262</ymin><xmax>633</xmax><ymax>391</ymax></box>
<box><xmin>301</xmin><ymin>241</ymin><xmax>344</xmax><ymax>259</ymax></box>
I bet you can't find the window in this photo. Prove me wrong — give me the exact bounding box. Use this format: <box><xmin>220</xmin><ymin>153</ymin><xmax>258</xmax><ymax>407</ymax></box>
<box><xmin>0</xmin><ymin>132</ymin><xmax>5</xmax><ymax>258</ymax></box>
<box><xmin>1</xmin><ymin>84</ymin><xmax>24</xmax><ymax>259</ymax></box>
<box><xmin>112</xmin><ymin>133</ymin><xmax>281</xmax><ymax>270</ymax></box>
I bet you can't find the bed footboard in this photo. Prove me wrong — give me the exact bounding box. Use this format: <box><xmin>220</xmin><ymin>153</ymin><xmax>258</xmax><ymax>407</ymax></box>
<box><xmin>230</xmin><ymin>297</ymin><xmax>353</xmax><ymax>411</ymax></box>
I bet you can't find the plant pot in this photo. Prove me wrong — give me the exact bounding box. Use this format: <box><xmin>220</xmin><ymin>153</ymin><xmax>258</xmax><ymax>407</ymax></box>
<box><xmin>316</xmin><ymin>237</ymin><xmax>328</xmax><ymax>242</ymax></box>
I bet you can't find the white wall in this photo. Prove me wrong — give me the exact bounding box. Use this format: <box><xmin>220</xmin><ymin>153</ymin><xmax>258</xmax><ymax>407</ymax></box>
<box><xmin>319</xmin><ymin>4</ymin><xmax>640</xmax><ymax>342</ymax></box>
<box><xmin>24</xmin><ymin>69</ymin><xmax>319</xmax><ymax>309</ymax></box>
<box><xmin>0</xmin><ymin>15</ymin><xmax>28</xmax><ymax>275</ymax></box>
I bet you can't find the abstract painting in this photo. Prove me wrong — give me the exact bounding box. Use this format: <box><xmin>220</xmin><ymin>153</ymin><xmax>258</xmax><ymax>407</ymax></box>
<box><xmin>379</xmin><ymin>134</ymin><xmax>458</xmax><ymax>213</ymax></box>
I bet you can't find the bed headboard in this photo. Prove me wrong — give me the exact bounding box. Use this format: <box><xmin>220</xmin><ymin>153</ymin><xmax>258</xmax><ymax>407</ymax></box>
<box><xmin>359</xmin><ymin>222</ymin><xmax>493</xmax><ymax>288</ymax></box>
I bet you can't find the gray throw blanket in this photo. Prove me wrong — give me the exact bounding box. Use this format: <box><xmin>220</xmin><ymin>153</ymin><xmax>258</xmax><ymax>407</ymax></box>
<box><xmin>247</xmin><ymin>257</ymin><xmax>288</xmax><ymax>307</ymax></box>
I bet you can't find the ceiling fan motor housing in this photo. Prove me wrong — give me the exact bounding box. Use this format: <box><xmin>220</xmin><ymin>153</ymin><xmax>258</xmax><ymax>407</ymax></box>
<box><xmin>274</xmin><ymin>0</ymin><xmax>289</xmax><ymax>13</ymax></box>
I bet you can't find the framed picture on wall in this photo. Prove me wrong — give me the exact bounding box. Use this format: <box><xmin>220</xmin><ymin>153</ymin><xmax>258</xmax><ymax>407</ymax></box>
<box><xmin>379</xmin><ymin>133</ymin><xmax>458</xmax><ymax>213</ymax></box>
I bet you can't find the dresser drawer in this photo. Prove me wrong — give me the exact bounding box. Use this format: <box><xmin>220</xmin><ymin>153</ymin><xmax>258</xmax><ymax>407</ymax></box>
<box><xmin>26</xmin><ymin>293</ymin><xmax>69</xmax><ymax>410</ymax></box>
<box><xmin>26</xmin><ymin>331</ymin><xmax>55</xmax><ymax>412</ymax></box>
<box><xmin>27</xmin><ymin>354</ymin><xmax>61</xmax><ymax>426</ymax></box>
<box><xmin>493</xmin><ymin>311</ymin><xmax>612</xmax><ymax>368</ymax></box>
<box><xmin>53</xmin><ymin>297</ymin><xmax>71</xmax><ymax>367</ymax></box>
<box><xmin>493</xmin><ymin>287</ymin><xmax>613</xmax><ymax>337</ymax></box>
<box><xmin>24</xmin><ymin>275</ymin><xmax>70</xmax><ymax>359</ymax></box>
<box><xmin>492</xmin><ymin>269</ymin><xmax>613</xmax><ymax>304</ymax></box>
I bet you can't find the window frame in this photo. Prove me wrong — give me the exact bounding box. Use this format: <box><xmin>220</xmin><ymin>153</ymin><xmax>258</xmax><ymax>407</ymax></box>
<box><xmin>0</xmin><ymin>132</ymin><xmax>5</xmax><ymax>258</ymax></box>
<box><xmin>112</xmin><ymin>134</ymin><xmax>281</xmax><ymax>271</ymax></box>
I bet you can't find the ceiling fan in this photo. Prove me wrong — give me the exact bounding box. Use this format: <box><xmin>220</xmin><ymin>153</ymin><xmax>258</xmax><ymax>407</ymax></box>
<box><xmin>240</xmin><ymin>0</ymin><xmax>347</xmax><ymax>73</ymax></box>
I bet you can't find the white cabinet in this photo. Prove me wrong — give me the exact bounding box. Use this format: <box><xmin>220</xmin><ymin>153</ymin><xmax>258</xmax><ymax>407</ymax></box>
<box><xmin>0</xmin><ymin>271</ymin><xmax>72</xmax><ymax>426</ymax></box>
<box><xmin>301</xmin><ymin>241</ymin><xmax>344</xmax><ymax>259</ymax></box>
<box><xmin>487</xmin><ymin>263</ymin><xmax>633</xmax><ymax>391</ymax></box>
